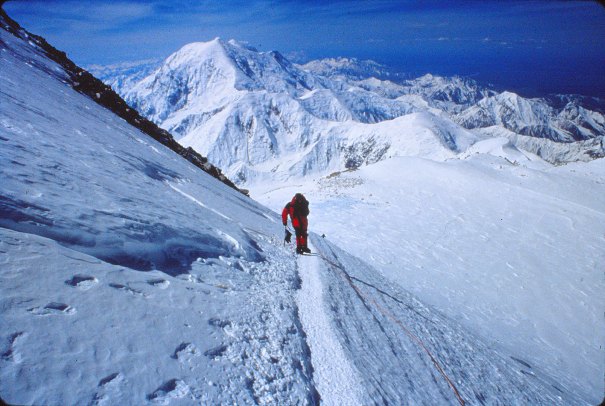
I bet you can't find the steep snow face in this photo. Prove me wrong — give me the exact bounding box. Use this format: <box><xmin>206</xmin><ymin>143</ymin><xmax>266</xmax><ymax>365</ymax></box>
<box><xmin>304</xmin><ymin>237</ymin><xmax>593</xmax><ymax>405</ymax></box>
<box><xmin>0</xmin><ymin>24</ymin><xmax>284</xmax><ymax>281</ymax></box>
<box><xmin>0</xmin><ymin>15</ymin><xmax>321</xmax><ymax>406</ymax></box>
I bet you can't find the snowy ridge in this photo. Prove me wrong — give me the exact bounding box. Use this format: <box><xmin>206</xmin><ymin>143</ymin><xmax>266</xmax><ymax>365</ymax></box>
<box><xmin>0</xmin><ymin>11</ymin><xmax>240</xmax><ymax>193</ymax></box>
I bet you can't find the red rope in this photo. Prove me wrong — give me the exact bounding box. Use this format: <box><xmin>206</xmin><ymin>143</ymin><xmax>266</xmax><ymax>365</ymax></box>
<box><xmin>318</xmin><ymin>253</ymin><xmax>466</xmax><ymax>406</ymax></box>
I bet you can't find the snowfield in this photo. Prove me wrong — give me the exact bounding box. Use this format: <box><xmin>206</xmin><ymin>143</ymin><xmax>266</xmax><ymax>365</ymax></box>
<box><xmin>0</xmin><ymin>228</ymin><xmax>316</xmax><ymax>405</ymax></box>
<box><xmin>1</xmin><ymin>8</ymin><xmax>604</xmax><ymax>406</ymax></box>
<box><xmin>254</xmin><ymin>151</ymin><xmax>605</xmax><ymax>404</ymax></box>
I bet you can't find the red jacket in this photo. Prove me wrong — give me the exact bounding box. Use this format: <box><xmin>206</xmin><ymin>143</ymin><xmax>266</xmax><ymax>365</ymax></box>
<box><xmin>282</xmin><ymin>194</ymin><xmax>309</xmax><ymax>229</ymax></box>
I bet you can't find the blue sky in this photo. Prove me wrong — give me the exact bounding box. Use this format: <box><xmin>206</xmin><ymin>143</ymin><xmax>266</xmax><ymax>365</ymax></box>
<box><xmin>4</xmin><ymin>0</ymin><xmax>605</xmax><ymax>97</ymax></box>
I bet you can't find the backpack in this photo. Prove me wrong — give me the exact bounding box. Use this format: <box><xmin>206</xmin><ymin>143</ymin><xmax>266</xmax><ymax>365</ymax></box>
<box><xmin>292</xmin><ymin>193</ymin><xmax>309</xmax><ymax>217</ymax></box>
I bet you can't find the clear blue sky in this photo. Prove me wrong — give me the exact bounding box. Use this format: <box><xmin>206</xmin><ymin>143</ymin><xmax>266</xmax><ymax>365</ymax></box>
<box><xmin>4</xmin><ymin>0</ymin><xmax>605</xmax><ymax>97</ymax></box>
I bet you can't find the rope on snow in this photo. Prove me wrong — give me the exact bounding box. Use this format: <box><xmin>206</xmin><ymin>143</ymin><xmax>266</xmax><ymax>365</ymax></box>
<box><xmin>313</xmin><ymin>243</ymin><xmax>466</xmax><ymax>406</ymax></box>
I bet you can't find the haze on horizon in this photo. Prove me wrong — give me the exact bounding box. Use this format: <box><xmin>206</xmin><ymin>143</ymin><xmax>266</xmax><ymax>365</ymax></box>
<box><xmin>4</xmin><ymin>0</ymin><xmax>605</xmax><ymax>98</ymax></box>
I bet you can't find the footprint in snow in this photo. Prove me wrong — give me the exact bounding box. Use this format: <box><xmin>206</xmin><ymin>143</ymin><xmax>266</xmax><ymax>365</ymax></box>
<box><xmin>98</xmin><ymin>372</ymin><xmax>123</xmax><ymax>387</ymax></box>
<box><xmin>147</xmin><ymin>379</ymin><xmax>191</xmax><ymax>404</ymax></box>
<box><xmin>208</xmin><ymin>317</ymin><xmax>233</xmax><ymax>336</ymax></box>
<box><xmin>92</xmin><ymin>372</ymin><xmax>124</xmax><ymax>405</ymax></box>
<box><xmin>207</xmin><ymin>318</ymin><xmax>235</xmax><ymax>342</ymax></box>
<box><xmin>208</xmin><ymin>318</ymin><xmax>232</xmax><ymax>329</ymax></box>
<box><xmin>171</xmin><ymin>342</ymin><xmax>199</xmax><ymax>361</ymax></box>
<box><xmin>65</xmin><ymin>275</ymin><xmax>98</xmax><ymax>290</ymax></box>
<box><xmin>109</xmin><ymin>283</ymin><xmax>148</xmax><ymax>297</ymax></box>
<box><xmin>203</xmin><ymin>344</ymin><xmax>228</xmax><ymax>360</ymax></box>
<box><xmin>28</xmin><ymin>302</ymin><xmax>75</xmax><ymax>316</ymax></box>
<box><xmin>1</xmin><ymin>332</ymin><xmax>27</xmax><ymax>363</ymax></box>
<box><xmin>147</xmin><ymin>278</ymin><xmax>170</xmax><ymax>289</ymax></box>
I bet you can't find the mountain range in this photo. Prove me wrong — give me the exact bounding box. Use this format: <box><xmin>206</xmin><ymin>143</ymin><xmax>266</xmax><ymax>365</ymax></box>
<box><xmin>91</xmin><ymin>38</ymin><xmax>605</xmax><ymax>185</ymax></box>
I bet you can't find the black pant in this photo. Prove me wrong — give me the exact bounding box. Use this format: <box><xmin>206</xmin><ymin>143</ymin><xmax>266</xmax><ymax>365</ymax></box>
<box><xmin>294</xmin><ymin>227</ymin><xmax>307</xmax><ymax>249</ymax></box>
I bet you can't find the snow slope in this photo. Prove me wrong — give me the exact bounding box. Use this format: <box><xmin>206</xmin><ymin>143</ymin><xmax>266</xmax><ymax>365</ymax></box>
<box><xmin>255</xmin><ymin>153</ymin><xmax>605</xmax><ymax>404</ymax></box>
<box><xmin>0</xmin><ymin>15</ymin><xmax>317</xmax><ymax>405</ymax></box>
<box><xmin>300</xmin><ymin>237</ymin><xmax>591</xmax><ymax>404</ymax></box>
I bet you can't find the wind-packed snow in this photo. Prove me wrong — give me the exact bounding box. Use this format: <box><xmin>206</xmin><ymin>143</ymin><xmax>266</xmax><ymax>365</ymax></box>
<box><xmin>2</xmin><ymin>9</ymin><xmax>603</xmax><ymax>406</ymax></box>
<box><xmin>298</xmin><ymin>236</ymin><xmax>592</xmax><ymax>405</ymax></box>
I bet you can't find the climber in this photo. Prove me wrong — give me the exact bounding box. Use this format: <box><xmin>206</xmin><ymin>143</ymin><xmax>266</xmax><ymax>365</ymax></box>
<box><xmin>282</xmin><ymin>193</ymin><xmax>311</xmax><ymax>254</ymax></box>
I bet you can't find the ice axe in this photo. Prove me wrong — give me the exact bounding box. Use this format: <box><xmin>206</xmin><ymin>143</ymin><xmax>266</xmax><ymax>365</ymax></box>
<box><xmin>284</xmin><ymin>227</ymin><xmax>292</xmax><ymax>245</ymax></box>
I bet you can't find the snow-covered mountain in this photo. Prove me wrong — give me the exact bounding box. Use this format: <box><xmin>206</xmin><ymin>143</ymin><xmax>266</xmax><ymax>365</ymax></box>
<box><xmin>300</xmin><ymin>57</ymin><xmax>407</xmax><ymax>82</ymax></box>
<box><xmin>2</xmin><ymin>7</ymin><xmax>603</xmax><ymax>405</ymax></box>
<box><xmin>86</xmin><ymin>58</ymin><xmax>162</xmax><ymax>98</ymax></box>
<box><xmin>92</xmin><ymin>38</ymin><xmax>479</xmax><ymax>184</ymax></box>
<box><xmin>456</xmin><ymin>91</ymin><xmax>605</xmax><ymax>142</ymax></box>
<box><xmin>91</xmin><ymin>40</ymin><xmax>604</xmax><ymax>179</ymax></box>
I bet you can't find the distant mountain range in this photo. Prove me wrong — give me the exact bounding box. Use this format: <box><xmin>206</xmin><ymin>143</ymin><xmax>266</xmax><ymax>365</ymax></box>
<box><xmin>90</xmin><ymin>38</ymin><xmax>605</xmax><ymax>184</ymax></box>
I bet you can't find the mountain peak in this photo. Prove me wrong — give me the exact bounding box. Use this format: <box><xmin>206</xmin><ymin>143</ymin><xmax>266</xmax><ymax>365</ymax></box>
<box><xmin>301</xmin><ymin>57</ymin><xmax>394</xmax><ymax>81</ymax></box>
<box><xmin>160</xmin><ymin>38</ymin><xmax>316</xmax><ymax>95</ymax></box>
<box><xmin>498</xmin><ymin>90</ymin><xmax>521</xmax><ymax>99</ymax></box>
<box><xmin>170</xmin><ymin>38</ymin><xmax>228</xmax><ymax>61</ymax></box>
